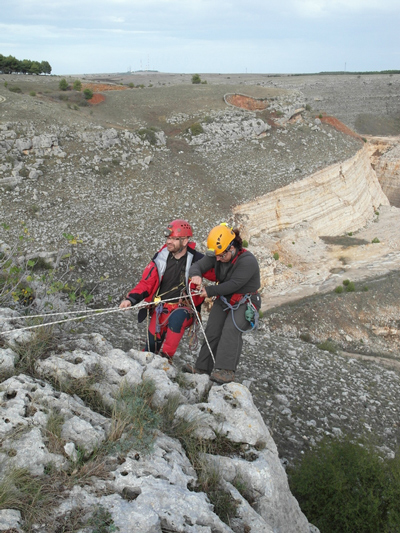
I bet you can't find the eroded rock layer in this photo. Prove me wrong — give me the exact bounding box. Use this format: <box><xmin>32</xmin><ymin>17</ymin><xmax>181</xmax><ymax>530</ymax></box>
<box><xmin>371</xmin><ymin>139</ymin><xmax>400</xmax><ymax>207</ymax></box>
<box><xmin>233</xmin><ymin>144</ymin><xmax>389</xmax><ymax>238</ymax></box>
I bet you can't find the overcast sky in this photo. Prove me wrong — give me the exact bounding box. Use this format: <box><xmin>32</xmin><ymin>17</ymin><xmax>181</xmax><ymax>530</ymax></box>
<box><xmin>1</xmin><ymin>0</ymin><xmax>399</xmax><ymax>75</ymax></box>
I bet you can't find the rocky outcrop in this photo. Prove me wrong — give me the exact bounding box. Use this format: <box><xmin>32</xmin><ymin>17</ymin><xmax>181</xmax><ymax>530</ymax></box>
<box><xmin>0</xmin><ymin>310</ymin><xmax>315</xmax><ymax>533</ymax></box>
<box><xmin>233</xmin><ymin>144</ymin><xmax>390</xmax><ymax>239</ymax></box>
<box><xmin>369</xmin><ymin>138</ymin><xmax>400</xmax><ymax>207</ymax></box>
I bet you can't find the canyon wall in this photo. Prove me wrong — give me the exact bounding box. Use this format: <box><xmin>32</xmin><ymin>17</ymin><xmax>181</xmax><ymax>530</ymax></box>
<box><xmin>233</xmin><ymin>144</ymin><xmax>389</xmax><ymax>238</ymax></box>
<box><xmin>369</xmin><ymin>138</ymin><xmax>400</xmax><ymax>208</ymax></box>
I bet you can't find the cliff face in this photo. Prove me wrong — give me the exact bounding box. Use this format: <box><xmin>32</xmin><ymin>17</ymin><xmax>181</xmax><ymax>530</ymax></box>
<box><xmin>233</xmin><ymin>144</ymin><xmax>390</xmax><ymax>239</ymax></box>
<box><xmin>369</xmin><ymin>138</ymin><xmax>400</xmax><ymax>207</ymax></box>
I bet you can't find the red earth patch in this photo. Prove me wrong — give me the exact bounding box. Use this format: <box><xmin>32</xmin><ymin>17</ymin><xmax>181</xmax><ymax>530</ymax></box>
<box><xmin>319</xmin><ymin>115</ymin><xmax>363</xmax><ymax>140</ymax></box>
<box><xmin>226</xmin><ymin>94</ymin><xmax>269</xmax><ymax>111</ymax></box>
<box><xmin>88</xmin><ymin>93</ymin><xmax>106</xmax><ymax>105</ymax></box>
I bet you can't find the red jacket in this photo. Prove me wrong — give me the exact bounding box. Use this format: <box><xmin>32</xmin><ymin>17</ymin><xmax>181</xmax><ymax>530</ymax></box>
<box><xmin>127</xmin><ymin>242</ymin><xmax>215</xmax><ymax>322</ymax></box>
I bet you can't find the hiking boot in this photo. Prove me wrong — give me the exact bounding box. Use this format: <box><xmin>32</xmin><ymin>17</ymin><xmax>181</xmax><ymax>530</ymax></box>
<box><xmin>210</xmin><ymin>369</ymin><xmax>235</xmax><ymax>384</ymax></box>
<box><xmin>181</xmin><ymin>363</ymin><xmax>208</xmax><ymax>375</ymax></box>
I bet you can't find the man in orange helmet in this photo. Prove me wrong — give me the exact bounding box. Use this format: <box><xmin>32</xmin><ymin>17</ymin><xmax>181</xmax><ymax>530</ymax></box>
<box><xmin>120</xmin><ymin>219</ymin><xmax>215</xmax><ymax>360</ymax></box>
<box><xmin>183</xmin><ymin>223</ymin><xmax>261</xmax><ymax>384</ymax></box>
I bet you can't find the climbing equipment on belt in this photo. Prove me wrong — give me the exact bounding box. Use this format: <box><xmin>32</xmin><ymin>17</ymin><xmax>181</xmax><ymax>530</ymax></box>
<box><xmin>220</xmin><ymin>294</ymin><xmax>259</xmax><ymax>333</ymax></box>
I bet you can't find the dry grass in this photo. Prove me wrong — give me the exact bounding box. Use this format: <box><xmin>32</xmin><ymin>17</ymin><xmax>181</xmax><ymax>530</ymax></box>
<box><xmin>10</xmin><ymin>325</ymin><xmax>58</xmax><ymax>377</ymax></box>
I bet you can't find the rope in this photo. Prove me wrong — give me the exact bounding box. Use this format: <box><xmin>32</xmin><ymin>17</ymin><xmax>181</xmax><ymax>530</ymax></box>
<box><xmin>0</xmin><ymin>292</ymin><xmax>203</xmax><ymax>337</ymax></box>
<box><xmin>188</xmin><ymin>281</ymin><xmax>216</xmax><ymax>365</ymax></box>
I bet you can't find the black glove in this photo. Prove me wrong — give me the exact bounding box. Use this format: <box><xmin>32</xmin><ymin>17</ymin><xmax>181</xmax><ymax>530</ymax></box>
<box><xmin>126</xmin><ymin>296</ymin><xmax>137</xmax><ymax>306</ymax></box>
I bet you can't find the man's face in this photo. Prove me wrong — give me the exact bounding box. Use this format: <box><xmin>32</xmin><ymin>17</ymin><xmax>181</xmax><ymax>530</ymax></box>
<box><xmin>166</xmin><ymin>236</ymin><xmax>187</xmax><ymax>253</ymax></box>
<box><xmin>216</xmin><ymin>246</ymin><xmax>233</xmax><ymax>262</ymax></box>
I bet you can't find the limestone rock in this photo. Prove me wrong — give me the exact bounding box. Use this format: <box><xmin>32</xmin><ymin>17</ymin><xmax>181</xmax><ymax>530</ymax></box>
<box><xmin>234</xmin><ymin>145</ymin><xmax>390</xmax><ymax>238</ymax></box>
<box><xmin>0</xmin><ymin>309</ymin><xmax>314</xmax><ymax>533</ymax></box>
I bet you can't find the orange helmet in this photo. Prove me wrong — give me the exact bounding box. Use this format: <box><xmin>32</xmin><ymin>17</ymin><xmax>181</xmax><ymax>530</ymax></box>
<box><xmin>164</xmin><ymin>219</ymin><xmax>193</xmax><ymax>238</ymax></box>
<box><xmin>206</xmin><ymin>223</ymin><xmax>235</xmax><ymax>256</ymax></box>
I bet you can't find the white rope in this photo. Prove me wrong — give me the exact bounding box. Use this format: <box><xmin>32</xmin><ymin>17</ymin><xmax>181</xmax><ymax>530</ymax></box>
<box><xmin>0</xmin><ymin>292</ymin><xmax>203</xmax><ymax>336</ymax></box>
<box><xmin>0</xmin><ymin>307</ymin><xmax>116</xmax><ymax>320</ymax></box>
<box><xmin>188</xmin><ymin>281</ymin><xmax>216</xmax><ymax>365</ymax></box>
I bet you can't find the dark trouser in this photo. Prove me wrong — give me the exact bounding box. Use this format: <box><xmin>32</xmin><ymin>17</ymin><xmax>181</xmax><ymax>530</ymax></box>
<box><xmin>195</xmin><ymin>298</ymin><xmax>250</xmax><ymax>374</ymax></box>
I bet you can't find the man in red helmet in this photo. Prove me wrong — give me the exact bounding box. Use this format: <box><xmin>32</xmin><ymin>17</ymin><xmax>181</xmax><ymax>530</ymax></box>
<box><xmin>120</xmin><ymin>220</ymin><xmax>215</xmax><ymax>360</ymax></box>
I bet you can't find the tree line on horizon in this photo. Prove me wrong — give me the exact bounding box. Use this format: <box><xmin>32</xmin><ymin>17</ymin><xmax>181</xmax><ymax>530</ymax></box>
<box><xmin>0</xmin><ymin>54</ymin><xmax>52</xmax><ymax>75</ymax></box>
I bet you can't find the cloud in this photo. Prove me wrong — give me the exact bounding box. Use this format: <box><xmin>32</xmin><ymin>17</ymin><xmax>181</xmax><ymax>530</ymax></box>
<box><xmin>289</xmin><ymin>0</ymin><xmax>400</xmax><ymax>17</ymax></box>
<box><xmin>2</xmin><ymin>0</ymin><xmax>399</xmax><ymax>74</ymax></box>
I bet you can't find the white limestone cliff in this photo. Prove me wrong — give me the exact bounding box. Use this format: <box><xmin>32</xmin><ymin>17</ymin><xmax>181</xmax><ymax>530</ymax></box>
<box><xmin>369</xmin><ymin>137</ymin><xmax>400</xmax><ymax>208</ymax></box>
<box><xmin>0</xmin><ymin>315</ymin><xmax>315</xmax><ymax>533</ymax></box>
<box><xmin>233</xmin><ymin>144</ymin><xmax>390</xmax><ymax>239</ymax></box>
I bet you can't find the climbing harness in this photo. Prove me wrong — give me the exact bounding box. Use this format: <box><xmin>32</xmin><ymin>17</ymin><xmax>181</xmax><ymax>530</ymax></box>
<box><xmin>220</xmin><ymin>294</ymin><xmax>259</xmax><ymax>333</ymax></box>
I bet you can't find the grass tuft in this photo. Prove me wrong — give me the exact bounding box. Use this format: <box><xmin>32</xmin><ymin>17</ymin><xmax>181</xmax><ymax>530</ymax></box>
<box><xmin>11</xmin><ymin>326</ymin><xmax>58</xmax><ymax>377</ymax></box>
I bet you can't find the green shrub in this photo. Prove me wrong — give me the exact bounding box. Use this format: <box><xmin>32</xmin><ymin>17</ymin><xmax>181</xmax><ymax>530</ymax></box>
<box><xmin>8</xmin><ymin>86</ymin><xmax>22</xmax><ymax>93</ymax></box>
<box><xmin>83</xmin><ymin>88</ymin><xmax>93</xmax><ymax>100</ymax></box>
<box><xmin>372</xmin><ymin>237</ymin><xmax>380</xmax><ymax>243</ymax></box>
<box><xmin>59</xmin><ymin>78</ymin><xmax>68</xmax><ymax>91</ymax></box>
<box><xmin>190</xmin><ymin>122</ymin><xmax>204</xmax><ymax>136</ymax></box>
<box><xmin>288</xmin><ymin>437</ymin><xmax>400</xmax><ymax>533</ymax></box>
<box><xmin>345</xmin><ymin>281</ymin><xmax>355</xmax><ymax>292</ymax></box>
<box><xmin>29</xmin><ymin>91</ymin><xmax>36</xmax><ymax>97</ymax></box>
<box><xmin>342</xmin><ymin>279</ymin><xmax>350</xmax><ymax>286</ymax></box>
<box><xmin>300</xmin><ymin>332</ymin><xmax>312</xmax><ymax>343</ymax></box>
<box><xmin>138</xmin><ymin>127</ymin><xmax>158</xmax><ymax>145</ymax></box>
<box><xmin>273</xmin><ymin>252</ymin><xmax>279</xmax><ymax>261</ymax></box>
<box><xmin>317</xmin><ymin>339</ymin><xmax>337</xmax><ymax>353</ymax></box>
<box><xmin>73</xmin><ymin>80</ymin><xmax>82</xmax><ymax>91</ymax></box>
<box><xmin>242</xmin><ymin>239</ymin><xmax>249</xmax><ymax>248</ymax></box>
<box><xmin>191</xmin><ymin>73</ymin><xmax>201</xmax><ymax>84</ymax></box>
<box><xmin>99</xmin><ymin>165</ymin><xmax>111</xmax><ymax>176</ymax></box>
<box><xmin>334</xmin><ymin>285</ymin><xmax>344</xmax><ymax>294</ymax></box>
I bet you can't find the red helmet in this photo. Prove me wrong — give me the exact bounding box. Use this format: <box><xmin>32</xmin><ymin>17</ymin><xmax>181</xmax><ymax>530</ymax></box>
<box><xmin>164</xmin><ymin>219</ymin><xmax>193</xmax><ymax>238</ymax></box>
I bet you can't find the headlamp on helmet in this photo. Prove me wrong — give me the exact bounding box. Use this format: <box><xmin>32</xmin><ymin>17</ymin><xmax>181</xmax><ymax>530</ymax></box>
<box><xmin>164</xmin><ymin>219</ymin><xmax>193</xmax><ymax>239</ymax></box>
